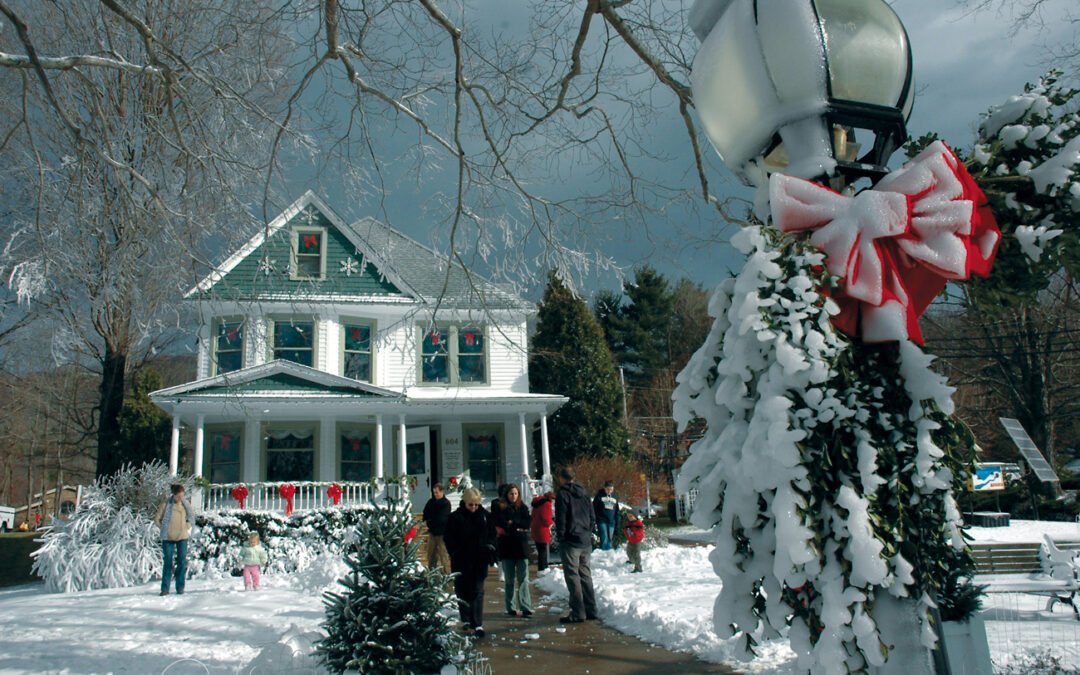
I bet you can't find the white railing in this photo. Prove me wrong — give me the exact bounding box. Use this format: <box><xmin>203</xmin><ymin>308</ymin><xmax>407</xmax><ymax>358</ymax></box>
<box><xmin>201</xmin><ymin>481</ymin><xmax>376</xmax><ymax>513</ymax></box>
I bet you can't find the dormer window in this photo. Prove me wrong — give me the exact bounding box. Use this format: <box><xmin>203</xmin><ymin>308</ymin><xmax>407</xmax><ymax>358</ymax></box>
<box><xmin>213</xmin><ymin>319</ymin><xmax>244</xmax><ymax>375</ymax></box>
<box><xmin>290</xmin><ymin>227</ymin><xmax>326</xmax><ymax>280</ymax></box>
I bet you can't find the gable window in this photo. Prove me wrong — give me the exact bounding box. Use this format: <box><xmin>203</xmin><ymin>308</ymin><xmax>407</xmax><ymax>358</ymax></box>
<box><xmin>464</xmin><ymin>425</ymin><xmax>501</xmax><ymax>491</ymax></box>
<box><xmin>208</xmin><ymin>427</ymin><xmax>241</xmax><ymax>483</ymax></box>
<box><xmin>272</xmin><ymin>319</ymin><xmax>315</xmax><ymax>367</ymax></box>
<box><xmin>419</xmin><ymin>325</ymin><xmax>487</xmax><ymax>385</ymax></box>
<box><xmin>342</xmin><ymin>322</ymin><xmax>374</xmax><ymax>382</ymax></box>
<box><xmin>290</xmin><ymin>227</ymin><xmax>326</xmax><ymax>280</ymax></box>
<box><xmin>213</xmin><ymin>320</ymin><xmax>244</xmax><ymax>375</ymax></box>
<box><xmin>265</xmin><ymin>426</ymin><xmax>315</xmax><ymax>482</ymax></box>
<box><xmin>340</xmin><ymin>428</ymin><xmax>373</xmax><ymax>481</ymax></box>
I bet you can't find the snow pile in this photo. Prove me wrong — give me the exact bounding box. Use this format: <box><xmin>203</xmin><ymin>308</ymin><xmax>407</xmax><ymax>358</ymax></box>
<box><xmin>671</xmin><ymin>225</ymin><xmax>972</xmax><ymax>673</ymax></box>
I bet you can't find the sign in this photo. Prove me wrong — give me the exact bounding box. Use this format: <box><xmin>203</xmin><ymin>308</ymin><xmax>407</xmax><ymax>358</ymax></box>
<box><xmin>442</xmin><ymin>435</ymin><xmax>464</xmax><ymax>476</ymax></box>
<box><xmin>972</xmin><ymin>463</ymin><xmax>1005</xmax><ymax>492</ymax></box>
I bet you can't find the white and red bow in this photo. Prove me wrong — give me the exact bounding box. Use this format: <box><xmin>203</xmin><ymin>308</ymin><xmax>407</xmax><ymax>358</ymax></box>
<box><xmin>769</xmin><ymin>141</ymin><xmax>1000</xmax><ymax>344</ymax></box>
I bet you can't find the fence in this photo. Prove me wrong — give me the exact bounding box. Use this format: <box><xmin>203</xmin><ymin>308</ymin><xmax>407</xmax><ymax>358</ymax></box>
<box><xmin>981</xmin><ymin>590</ymin><xmax>1080</xmax><ymax>671</ymax></box>
<box><xmin>201</xmin><ymin>481</ymin><xmax>375</xmax><ymax>512</ymax></box>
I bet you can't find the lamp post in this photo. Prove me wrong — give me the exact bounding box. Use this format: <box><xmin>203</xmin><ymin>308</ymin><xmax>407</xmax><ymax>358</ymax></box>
<box><xmin>689</xmin><ymin>0</ymin><xmax>913</xmax><ymax>187</ymax></box>
<box><xmin>687</xmin><ymin>2</ymin><xmax>944</xmax><ymax>674</ymax></box>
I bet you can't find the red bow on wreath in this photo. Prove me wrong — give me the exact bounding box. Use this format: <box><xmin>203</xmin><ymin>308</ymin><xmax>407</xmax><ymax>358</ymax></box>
<box><xmin>448</xmin><ymin>477</ymin><xmax>459</xmax><ymax>488</ymax></box>
<box><xmin>278</xmin><ymin>483</ymin><xmax>297</xmax><ymax>516</ymax></box>
<box><xmin>327</xmin><ymin>483</ymin><xmax>342</xmax><ymax>506</ymax></box>
<box><xmin>769</xmin><ymin>141</ymin><xmax>1000</xmax><ymax>344</ymax></box>
<box><xmin>231</xmin><ymin>485</ymin><xmax>248</xmax><ymax>510</ymax></box>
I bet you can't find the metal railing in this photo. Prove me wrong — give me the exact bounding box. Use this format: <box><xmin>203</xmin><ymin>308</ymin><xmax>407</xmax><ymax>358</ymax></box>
<box><xmin>201</xmin><ymin>481</ymin><xmax>376</xmax><ymax>512</ymax></box>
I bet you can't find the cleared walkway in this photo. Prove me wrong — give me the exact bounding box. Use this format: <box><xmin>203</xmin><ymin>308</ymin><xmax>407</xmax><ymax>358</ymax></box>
<box><xmin>471</xmin><ymin>563</ymin><xmax>737</xmax><ymax>674</ymax></box>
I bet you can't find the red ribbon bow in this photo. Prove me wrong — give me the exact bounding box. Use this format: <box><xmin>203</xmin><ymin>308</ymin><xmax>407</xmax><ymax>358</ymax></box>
<box><xmin>449</xmin><ymin>477</ymin><xmax>459</xmax><ymax>488</ymax></box>
<box><xmin>278</xmin><ymin>483</ymin><xmax>297</xmax><ymax>515</ymax></box>
<box><xmin>770</xmin><ymin>141</ymin><xmax>1000</xmax><ymax>344</ymax></box>
<box><xmin>302</xmin><ymin>234</ymin><xmax>319</xmax><ymax>251</ymax></box>
<box><xmin>405</xmin><ymin>525</ymin><xmax>418</xmax><ymax>543</ymax></box>
<box><xmin>327</xmin><ymin>483</ymin><xmax>342</xmax><ymax>505</ymax></box>
<box><xmin>231</xmin><ymin>485</ymin><xmax>248</xmax><ymax>510</ymax></box>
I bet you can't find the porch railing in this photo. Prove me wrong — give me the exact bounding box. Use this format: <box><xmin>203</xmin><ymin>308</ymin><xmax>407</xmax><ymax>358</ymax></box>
<box><xmin>201</xmin><ymin>481</ymin><xmax>376</xmax><ymax>513</ymax></box>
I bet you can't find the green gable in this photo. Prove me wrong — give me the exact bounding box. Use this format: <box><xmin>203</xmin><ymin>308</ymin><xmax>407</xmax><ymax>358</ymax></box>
<box><xmin>197</xmin><ymin>372</ymin><xmax>385</xmax><ymax>396</ymax></box>
<box><xmin>195</xmin><ymin>205</ymin><xmax>403</xmax><ymax>301</ymax></box>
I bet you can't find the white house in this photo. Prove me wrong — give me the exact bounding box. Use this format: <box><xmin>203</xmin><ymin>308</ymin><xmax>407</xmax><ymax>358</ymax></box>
<box><xmin>150</xmin><ymin>191</ymin><xmax>567</xmax><ymax>510</ymax></box>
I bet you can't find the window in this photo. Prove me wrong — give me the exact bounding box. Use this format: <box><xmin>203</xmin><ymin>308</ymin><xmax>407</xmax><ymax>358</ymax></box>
<box><xmin>273</xmin><ymin>319</ymin><xmax>315</xmax><ymax>367</ymax></box>
<box><xmin>419</xmin><ymin>325</ymin><xmax>487</xmax><ymax>385</ymax></box>
<box><xmin>340</xmin><ymin>428</ymin><xmax>373</xmax><ymax>482</ymax></box>
<box><xmin>464</xmin><ymin>426</ymin><xmax>501</xmax><ymax>490</ymax></box>
<box><xmin>209</xmin><ymin>428</ymin><xmax>241</xmax><ymax>483</ymax></box>
<box><xmin>290</xmin><ymin>227</ymin><xmax>325</xmax><ymax>280</ymax></box>
<box><xmin>265</xmin><ymin>426</ymin><xmax>315</xmax><ymax>482</ymax></box>
<box><xmin>342</xmin><ymin>322</ymin><xmax>374</xmax><ymax>382</ymax></box>
<box><xmin>213</xmin><ymin>320</ymin><xmax>244</xmax><ymax>374</ymax></box>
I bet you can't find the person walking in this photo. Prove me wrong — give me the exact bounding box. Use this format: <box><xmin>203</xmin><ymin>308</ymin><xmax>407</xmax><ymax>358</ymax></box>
<box><xmin>154</xmin><ymin>483</ymin><xmax>195</xmax><ymax>596</ymax></box>
<box><xmin>593</xmin><ymin>480</ymin><xmax>619</xmax><ymax>551</ymax></box>
<box><xmin>530</xmin><ymin>490</ymin><xmax>555</xmax><ymax>571</ymax></box>
<box><xmin>554</xmin><ymin>466</ymin><xmax>598</xmax><ymax>623</ymax></box>
<box><xmin>422</xmin><ymin>483</ymin><xmax>452</xmax><ymax>574</ymax></box>
<box><xmin>494</xmin><ymin>483</ymin><xmax>533</xmax><ymax>617</ymax></box>
<box><xmin>623</xmin><ymin>511</ymin><xmax>645</xmax><ymax>573</ymax></box>
<box><xmin>444</xmin><ymin>487</ymin><xmax>497</xmax><ymax>638</ymax></box>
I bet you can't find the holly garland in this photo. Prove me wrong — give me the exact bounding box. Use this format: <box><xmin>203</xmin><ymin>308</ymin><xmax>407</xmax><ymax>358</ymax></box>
<box><xmin>673</xmin><ymin>225</ymin><xmax>976</xmax><ymax>673</ymax></box>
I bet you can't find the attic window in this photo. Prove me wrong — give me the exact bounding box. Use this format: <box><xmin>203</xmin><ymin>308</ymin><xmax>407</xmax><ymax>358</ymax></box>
<box><xmin>291</xmin><ymin>227</ymin><xmax>325</xmax><ymax>280</ymax></box>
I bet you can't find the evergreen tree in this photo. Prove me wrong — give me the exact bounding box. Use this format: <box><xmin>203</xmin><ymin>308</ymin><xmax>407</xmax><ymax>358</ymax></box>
<box><xmin>317</xmin><ymin>497</ymin><xmax>469</xmax><ymax>674</ymax></box>
<box><xmin>108</xmin><ymin>368</ymin><xmax>172</xmax><ymax>476</ymax></box>
<box><xmin>530</xmin><ymin>272</ymin><xmax>630</xmax><ymax>465</ymax></box>
<box><xmin>597</xmin><ymin>266</ymin><xmax>673</xmax><ymax>389</ymax></box>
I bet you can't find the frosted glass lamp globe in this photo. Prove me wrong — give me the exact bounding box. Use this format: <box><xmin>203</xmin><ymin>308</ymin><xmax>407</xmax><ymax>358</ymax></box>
<box><xmin>689</xmin><ymin>0</ymin><xmax>913</xmax><ymax>186</ymax></box>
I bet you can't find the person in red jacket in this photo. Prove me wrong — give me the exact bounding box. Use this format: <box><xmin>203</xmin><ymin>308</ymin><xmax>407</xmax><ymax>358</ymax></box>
<box><xmin>530</xmin><ymin>491</ymin><xmax>555</xmax><ymax>571</ymax></box>
<box><xmin>623</xmin><ymin>510</ymin><xmax>645</xmax><ymax>573</ymax></box>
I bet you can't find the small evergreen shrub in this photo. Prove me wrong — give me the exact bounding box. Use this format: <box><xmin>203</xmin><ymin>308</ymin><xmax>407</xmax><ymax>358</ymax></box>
<box><xmin>317</xmin><ymin>498</ymin><xmax>469</xmax><ymax>674</ymax></box>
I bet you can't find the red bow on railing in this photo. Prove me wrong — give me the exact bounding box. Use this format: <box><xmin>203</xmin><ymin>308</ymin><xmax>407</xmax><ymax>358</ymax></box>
<box><xmin>231</xmin><ymin>485</ymin><xmax>248</xmax><ymax>510</ymax></box>
<box><xmin>327</xmin><ymin>483</ymin><xmax>342</xmax><ymax>506</ymax></box>
<box><xmin>278</xmin><ymin>483</ymin><xmax>297</xmax><ymax>516</ymax></box>
<box><xmin>770</xmin><ymin>141</ymin><xmax>1000</xmax><ymax>344</ymax></box>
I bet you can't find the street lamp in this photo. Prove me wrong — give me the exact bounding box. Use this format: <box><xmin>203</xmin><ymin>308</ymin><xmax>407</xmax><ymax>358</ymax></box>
<box><xmin>689</xmin><ymin>0</ymin><xmax>913</xmax><ymax>185</ymax></box>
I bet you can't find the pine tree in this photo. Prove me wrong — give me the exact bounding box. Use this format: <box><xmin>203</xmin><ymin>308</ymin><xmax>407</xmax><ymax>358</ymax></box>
<box><xmin>317</xmin><ymin>498</ymin><xmax>469</xmax><ymax>674</ymax></box>
<box><xmin>108</xmin><ymin>368</ymin><xmax>173</xmax><ymax>476</ymax></box>
<box><xmin>530</xmin><ymin>272</ymin><xmax>629</xmax><ymax>465</ymax></box>
<box><xmin>597</xmin><ymin>266</ymin><xmax>673</xmax><ymax>389</ymax></box>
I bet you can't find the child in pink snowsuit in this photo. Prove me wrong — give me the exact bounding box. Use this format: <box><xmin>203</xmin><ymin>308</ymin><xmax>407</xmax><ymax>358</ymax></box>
<box><xmin>240</xmin><ymin>532</ymin><xmax>268</xmax><ymax>590</ymax></box>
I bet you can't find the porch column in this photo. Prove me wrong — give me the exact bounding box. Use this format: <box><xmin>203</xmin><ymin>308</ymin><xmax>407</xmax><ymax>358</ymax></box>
<box><xmin>243</xmin><ymin>418</ymin><xmax>261</xmax><ymax>482</ymax></box>
<box><xmin>319</xmin><ymin>417</ymin><xmax>335</xmax><ymax>481</ymax></box>
<box><xmin>518</xmin><ymin>412</ymin><xmax>530</xmax><ymax>500</ymax></box>
<box><xmin>169</xmin><ymin>416</ymin><xmax>181</xmax><ymax>476</ymax></box>
<box><xmin>374</xmin><ymin>415</ymin><xmax>385</xmax><ymax>479</ymax></box>
<box><xmin>397</xmin><ymin>415</ymin><xmax>407</xmax><ymax>475</ymax></box>
<box><xmin>540</xmin><ymin>414</ymin><xmax>551</xmax><ymax>479</ymax></box>
<box><xmin>193</xmin><ymin>415</ymin><xmax>206</xmax><ymax>478</ymax></box>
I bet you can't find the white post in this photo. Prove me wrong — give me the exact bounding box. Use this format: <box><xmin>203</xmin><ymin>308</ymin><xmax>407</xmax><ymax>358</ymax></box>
<box><xmin>193</xmin><ymin>415</ymin><xmax>206</xmax><ymax>478</ymax></box>
<box><xmin>397</xmin><ymin>415</ymin><xmax>407</xmax><ymax>475</ymax></box>
<box><xmin>518</xmin><ymin>412</ymin><xmax>530</xmax><ymax>500</ymax></box>
<box><xmin>169</xmin><ymin>416</ymin><xmax>181</xmax><ymax>476</ymax></box>
<box><xmin>540</xmin><ymin>414</ymin><xmax>551</xmax><ymax>479</ymax></box>
<box><xmin>319</xmin><ymin>417</ymin><xmax>335</xmax><ymax>482</ymax></box>
<box><xmin>374</xmin><ymin>415</ymin><xmax>385</xmax><ymax>479</ymax></box>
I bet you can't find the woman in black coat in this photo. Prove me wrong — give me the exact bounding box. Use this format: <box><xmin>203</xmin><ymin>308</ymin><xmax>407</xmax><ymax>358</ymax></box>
<box><xmin>494</xmin><ymin>483</ymin><xmax>532</xmax><ymax>616</ymax></box>
<box><xmin>443</xmin><ymin>487</ymin><xmax>497</xmax><ymax>637</ymax></box>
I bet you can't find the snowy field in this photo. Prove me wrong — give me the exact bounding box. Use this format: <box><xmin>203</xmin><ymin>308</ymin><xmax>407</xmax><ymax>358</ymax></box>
<box><xmin>0</xmin><ymin>520</ymin><xmax>1077</xmax><ymax>674</ymax></box>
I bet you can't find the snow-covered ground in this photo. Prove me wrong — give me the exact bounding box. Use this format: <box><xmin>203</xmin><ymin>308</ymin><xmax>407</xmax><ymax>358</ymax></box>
<box><xmin>0</xmin><ymin>520</ymin><xmax>1077</xmax><ymax>674</ymax></box>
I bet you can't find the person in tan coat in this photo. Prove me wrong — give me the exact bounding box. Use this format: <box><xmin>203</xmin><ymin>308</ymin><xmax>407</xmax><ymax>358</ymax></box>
<box><xmin>154</xmin><ymin>484</ymin><xmax>195</xmax><ymax>596</ymax></box>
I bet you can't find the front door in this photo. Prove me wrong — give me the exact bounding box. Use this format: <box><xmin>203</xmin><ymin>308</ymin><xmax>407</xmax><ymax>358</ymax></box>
<box><xmin>405</xmin><ymin>426</ymin><xmax>430</xmax><ymax>512</ymax></box>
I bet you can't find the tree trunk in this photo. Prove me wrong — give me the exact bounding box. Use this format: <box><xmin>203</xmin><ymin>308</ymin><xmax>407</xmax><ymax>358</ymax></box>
<box><xmin>95</xmin><ymin>347</ymin><xmax>127</xmax><ymax>478</ymax></box>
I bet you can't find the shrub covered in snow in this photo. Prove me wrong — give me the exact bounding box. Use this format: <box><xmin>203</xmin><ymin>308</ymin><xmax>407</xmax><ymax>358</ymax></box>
<box><xmin>317</xmin><ymin>497</ymin><xmax>469</xmax><ymax>674</ymax></box>
<box><xmin>32</xmin><ymin>462</ymin><xmax>196</xmax><ymax>592</ymax></box>
<box><xmin>674</xmin><ymin>225</ymin><xmax>976</xmax><ymax>673</ymax></box>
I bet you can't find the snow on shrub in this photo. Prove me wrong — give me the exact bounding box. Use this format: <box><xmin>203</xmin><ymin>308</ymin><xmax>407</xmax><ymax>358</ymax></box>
<box><xmin>673</xmin><ymin>225</ymin><xmax>975</xmax><ymax>673</ymax></box>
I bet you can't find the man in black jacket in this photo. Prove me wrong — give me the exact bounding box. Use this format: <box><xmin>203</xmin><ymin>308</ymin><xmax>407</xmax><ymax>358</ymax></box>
<box><xmin>554</xmin><ymin>466</ymin><xmax>598</xmax><ymax>623</ymax></box>
<box><xmin>422</xmin><ymin>483</ymin><xmax>452</xmax><ymax>573</ymax></box>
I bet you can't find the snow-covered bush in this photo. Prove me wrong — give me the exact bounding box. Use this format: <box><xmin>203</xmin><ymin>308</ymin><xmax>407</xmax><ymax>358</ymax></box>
<box><xmin>317</xmin><ymin>497</ymin><xmax>469</xmax><ymax>674</ymax></box>
<box><xmin>32</xmin><ymin>462</ymin><xmax>195</xmax><ymax>592</ymax></box>
<box><xmin>674</xmin><ymin>225</ymin><xmax>975</xmax><ymax>673</ymax></box>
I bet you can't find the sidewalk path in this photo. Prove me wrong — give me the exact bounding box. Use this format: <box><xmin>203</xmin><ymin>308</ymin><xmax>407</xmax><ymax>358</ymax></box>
<box><xmin>471</xmin><ymin>563</ymin><xmax>738</xmax><ymax>674</ymax></box>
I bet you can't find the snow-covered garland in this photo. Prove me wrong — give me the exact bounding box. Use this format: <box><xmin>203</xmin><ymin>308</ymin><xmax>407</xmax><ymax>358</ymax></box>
<box><xmin>673</xmin><ymin>226</ymin><xmax>975</xmax><ymax>673</ymax></box>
